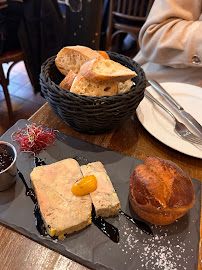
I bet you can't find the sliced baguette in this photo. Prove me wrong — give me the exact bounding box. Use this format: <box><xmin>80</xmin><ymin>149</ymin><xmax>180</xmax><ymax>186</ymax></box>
<box><xmin>80</xmin><ymin>58</ymin><xmax>137</xmax><ymax>82</ymax></box>
<box><xmin>59</xmin><ymin>70</ymin><xmax>77</xmax><ymax>90</ymax></box>
<box><xmin>97</xmin><ymin>50</ymin><xmax>110</xmax><ymax>59</ymax></box>
<box><xmin>118</xmin><ymin>79</ymin><xmax>134</xmax><ymax>94</ymax></box>
<box><xmin>81</xmin><ymin>161</ymin><xmax>120</xmax><ymax>217</ymax></box>
<box><xmin>30</xmin><ymin>158</ymin><xmax>92</xmax><ymax>240</ymax></box>
<box><xmin>55</xmin><ymin>45</ymin><xmax>103</xmax><ymax>75</ymax></box>
<box><xmin>70</xmin><ymin>73</ymin><xmax>118</xmax><ymax>97</ymax></box>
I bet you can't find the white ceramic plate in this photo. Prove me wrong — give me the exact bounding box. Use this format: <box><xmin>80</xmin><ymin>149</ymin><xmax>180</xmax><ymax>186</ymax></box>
<box><xmin>136</xmin><ymin>82</ymin><xmax>202</xmax><ymax>159</ymax></box>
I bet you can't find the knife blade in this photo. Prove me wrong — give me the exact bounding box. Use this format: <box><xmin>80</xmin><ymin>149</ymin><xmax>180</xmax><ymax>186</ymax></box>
<box><xmin>148</xmin><ymin>79</ymin><xmax>202</xmax><ymax>137</ymax></box>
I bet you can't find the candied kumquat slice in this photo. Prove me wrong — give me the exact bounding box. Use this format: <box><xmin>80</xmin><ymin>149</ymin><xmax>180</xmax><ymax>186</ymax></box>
<box><xmin>72</xmin><ymin>175</ymin><xmax>97</xmax><ymax>196</ymax></box>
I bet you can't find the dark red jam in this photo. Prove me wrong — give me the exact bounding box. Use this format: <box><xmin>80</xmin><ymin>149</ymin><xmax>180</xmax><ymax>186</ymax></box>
<box><xmin>0</xmin><ymin>148</ymin><xmax>14</xmax><ymax>172</ymax></box>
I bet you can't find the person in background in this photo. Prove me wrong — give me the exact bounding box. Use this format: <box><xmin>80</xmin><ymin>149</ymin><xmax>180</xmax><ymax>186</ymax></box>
<box><xmin>19</xmin><ymin>0</ymin><xmax>65</xmax><ymax>93</ymax></box>
<box><xmin>0</xmin><ymin>0</ymin><xmax>65</xmax><ymax>93</ymax></box>
<box><xmin>134</xmin><ymin>0</ymin><xmax>202</xmax><ymax>87</ymax></box>
<box><xmin>0</xmin><ymin>0</ymin><xmax>23</xmax><ymax>54</ymax></box>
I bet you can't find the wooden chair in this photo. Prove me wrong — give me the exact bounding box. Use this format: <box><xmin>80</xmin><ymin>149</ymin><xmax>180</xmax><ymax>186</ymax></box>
<box><xmin>105</xmin><ymin>0</ymin><xmax>154</xmax><ymax>53</ymax></box>
<box><xmin>0</xmin><ymin>49</ymin><xmax>33</xmax><ymax>124</ymax></box>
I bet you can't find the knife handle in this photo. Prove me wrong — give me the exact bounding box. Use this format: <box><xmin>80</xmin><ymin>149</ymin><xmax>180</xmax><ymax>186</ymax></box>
<box><xmin>148</xmin><ymin>79</ymin><xmax>183</xmax><ymax>111</ymax></box>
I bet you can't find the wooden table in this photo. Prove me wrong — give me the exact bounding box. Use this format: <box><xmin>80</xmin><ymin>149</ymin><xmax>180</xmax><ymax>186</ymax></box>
<box><xmin>1</xmin><ymin>102</ymin><xmax>202</xmax><ymax>269</ymax></box>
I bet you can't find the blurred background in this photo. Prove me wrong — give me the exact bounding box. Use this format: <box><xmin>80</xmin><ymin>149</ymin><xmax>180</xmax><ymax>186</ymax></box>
<box><xmin>0</xmin><ymin>0</ymin><xmax>154</xmax><ymax>135</ymax></box>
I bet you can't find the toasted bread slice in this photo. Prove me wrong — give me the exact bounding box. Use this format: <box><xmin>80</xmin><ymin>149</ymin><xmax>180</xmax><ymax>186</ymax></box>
<box><xmin>118</xmin><ymin>79</ymin><xmax>134</xmax><ymax>94</ymax></box>
<box><xmin>81</xmin><ymin>162</ymin><xmax>120</xmax><ymax>217</ymax></box>
<box><xmin>55</xmin><ymin>45</ymin><xmax>103</xmax><ymax>75</ymax></box>
<box><xmin>30</xmin><ymin>158</ymin><xmax>92</xmax><ymax>239</ymax></box>
<box><xmin>59</xmin><ymin>70</ymin><xmax>77</xmax><ymax>90</ymax></box>
<box><xmin>70</xmin><ymin>73</ymin><xmax>118</xmax><ymax>96</ymax></box>
<box><xmin>80</xmin><ymin>58</ymin><xmax>137</xmax><ymax>82</ymax></box>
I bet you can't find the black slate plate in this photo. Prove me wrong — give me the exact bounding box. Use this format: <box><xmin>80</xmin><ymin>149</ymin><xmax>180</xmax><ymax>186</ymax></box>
<box><xmin>0</xmin><ymin>119</ymin><xmax>201</xmax><ymax>270</ymax></box>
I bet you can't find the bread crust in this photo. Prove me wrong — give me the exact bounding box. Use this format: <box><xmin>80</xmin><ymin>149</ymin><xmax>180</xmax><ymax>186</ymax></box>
<box><xmin>118</xmin><ymin>80</ymin><xmax>133</xmax><ymax>94</ymax></box>
<box><xmin>97</xmin><ymin>51</ymin><xmax>110</xmax><ymax>59</ymax></box>
<box><xmin>59</xmin><ymin>70</ymin><xmax>77</xmax><ymax>90</ymax></box>
<box><xmin>55</xmin><ymin>45</ymin><xmax>103</xmax><ymax>75</ymax></box>
<box><xmin>70</xmin><ymin>73</ymin><xmax>118</xmax><ymax>96</ymax></box>
<box><xmin>79</xmin><ymin>58</ymin><xmax>137</xmax><ymax>83</ymax></box>
<box><xmin>129</xmin><ymin>156</ymin><xmax>195</xmax><ymax>225</ymax></box>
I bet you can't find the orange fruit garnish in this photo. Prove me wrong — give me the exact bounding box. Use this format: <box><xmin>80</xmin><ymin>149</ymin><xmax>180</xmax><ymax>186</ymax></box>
<box><xmin>72</xmin><ymin>175</ymin><xmax>97</xmax><ymax>196</ymax></box>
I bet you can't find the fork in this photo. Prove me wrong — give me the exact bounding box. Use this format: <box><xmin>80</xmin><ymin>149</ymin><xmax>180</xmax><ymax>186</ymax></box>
<box><xmin>144</xmin><ymin>90</ymin><xmax>202</xmax><ymax>145</ymax></box>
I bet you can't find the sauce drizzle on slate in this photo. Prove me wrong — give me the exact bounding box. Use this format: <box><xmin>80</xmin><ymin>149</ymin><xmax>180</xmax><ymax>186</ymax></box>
<box><xmin>17</xmin><ymin>168</ymin><xmax>47</xmax><ymax>236</ymax></box>
<box><xmin>92</xmin><ymin>204</ymin><xmax>119</xmax><ymax>243</ymax></box>
<box><xmin>34</xmin><ymin>156</ymin><xmax>46</xmax><ymax>167</ymax></box>
<box><xmin>119</xmin><ymin>210</ymin><xmax>153</xmax><ymax>236</ymax></box>
<box><xmin>18</xmin><ymin>156</ymin><xmax>120</xmax><ymax>242</ymax></box>
<box><xmin>18</xmin><ymin>156</ymin><xmax>152</xmax><ymax>241</ymax></box>
<box><xmin>74</xmin><ymin>156</ymin><xmax>120</xmax><ymax>242</ymax></box>
<box><xmin>74</xmin><ymin>156</ymin><xmax>153</xmax><ymax>237</ymax></box>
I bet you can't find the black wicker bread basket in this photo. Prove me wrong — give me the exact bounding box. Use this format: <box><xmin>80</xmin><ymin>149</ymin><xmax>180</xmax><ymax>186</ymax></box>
<box><xmin>40</xmin><ymin>52</ymin><xmax>146</xmax><ymax>134</ymax></box>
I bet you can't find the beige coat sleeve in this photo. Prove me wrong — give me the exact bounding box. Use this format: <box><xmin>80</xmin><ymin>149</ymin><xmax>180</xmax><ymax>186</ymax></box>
<box><xmin>138</xmin><ymin>0</ymin><xmax>202</xmax><ymax>68</ymax></box>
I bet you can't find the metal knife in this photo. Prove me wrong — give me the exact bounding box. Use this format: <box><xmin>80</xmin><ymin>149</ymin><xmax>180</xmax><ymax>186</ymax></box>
<box><xmin>148</xmin><ymin>79</ymin><xmax>202</xmax><ymax>137</ymax></box>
